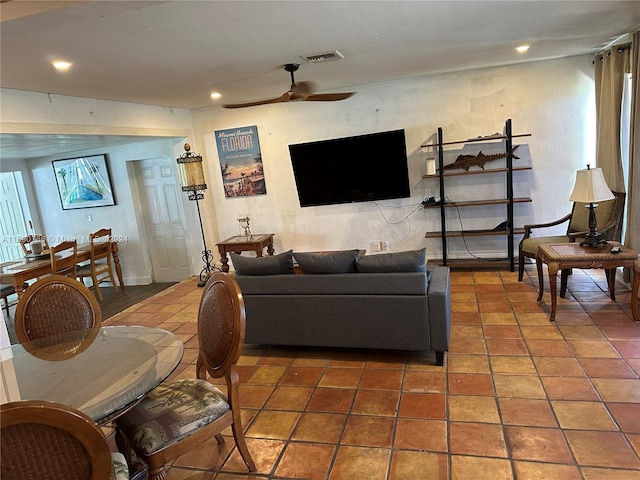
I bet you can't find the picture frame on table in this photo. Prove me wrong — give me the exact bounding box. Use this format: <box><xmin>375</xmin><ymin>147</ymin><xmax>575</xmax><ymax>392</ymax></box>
<box><xmin>52</xmin><ymin>154</ymin><xmax>116</xmax><ymax>210</ymax></box>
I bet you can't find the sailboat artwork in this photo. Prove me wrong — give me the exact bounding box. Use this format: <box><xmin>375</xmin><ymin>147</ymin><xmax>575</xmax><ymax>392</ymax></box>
<box><xmin>52</xmin><ymin>154</ymin><xmax>116</xmax><ymax>210</ymax></box>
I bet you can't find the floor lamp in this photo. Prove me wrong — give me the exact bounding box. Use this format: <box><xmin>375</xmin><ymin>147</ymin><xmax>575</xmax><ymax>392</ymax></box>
<box><xmin>568</xmin><ymin>164</ymin><xmax>615</xmax><ymax>247</ymax></box>
<box><xmin>176</xmin><ymin>143</ymin><xmax>219</xmax><ymax>287</ymax></box>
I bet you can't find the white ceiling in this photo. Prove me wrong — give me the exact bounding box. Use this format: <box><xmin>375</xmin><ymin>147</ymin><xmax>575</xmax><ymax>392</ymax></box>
<box><xmin>1</xmin><ymin>0</ymin><xmax>639</xmax><ymax>161</ymax></box>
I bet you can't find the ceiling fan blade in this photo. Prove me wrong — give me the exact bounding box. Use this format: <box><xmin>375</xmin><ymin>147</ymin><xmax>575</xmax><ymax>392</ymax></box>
<box><xmin>223</xmin><ymin>91</ymin><xmax>290</xmax><ymax>109</ymax></box>
<box><xmin>290</xmin><ymin>81</ymin><xmax>316</xmax><ymax>100</ymax></box>
<box><xmin>304</xmin><ymin>92</ymin><xmax>355</xmax><ymax>102</ymax></box>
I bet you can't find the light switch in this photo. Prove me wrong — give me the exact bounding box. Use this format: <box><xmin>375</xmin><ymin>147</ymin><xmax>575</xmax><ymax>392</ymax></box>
<box><xmin>85</xmin><ymin>214</ymin><xmax>92</xmax><ymax>222</ymax></box>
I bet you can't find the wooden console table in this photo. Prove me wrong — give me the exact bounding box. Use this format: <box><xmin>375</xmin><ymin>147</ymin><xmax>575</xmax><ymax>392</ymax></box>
<box><xmin>216</xmin><ymin>234</ymin><xmax>275</xmax><ymax>273</ymax></box>
<box><xmin>536</xmin><ymin>242</ymin><xmax>639</xmax><ymax>322</ymax></box>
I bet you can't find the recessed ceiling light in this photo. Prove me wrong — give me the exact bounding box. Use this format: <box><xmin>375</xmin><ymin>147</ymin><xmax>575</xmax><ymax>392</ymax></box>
<box><xmin>210</xmin><ymin>92</ymin><xmax>221</xmax><ymax>100</ymax></box>
<box><xmin>52</xmin><ymin>61</ymin><xmax>72</xmax><ymax>71</ymax></box>
<box><xmin>516</xmin><ymin>45</ymin><xmax>530</xmax><ymax>53</ymax></box>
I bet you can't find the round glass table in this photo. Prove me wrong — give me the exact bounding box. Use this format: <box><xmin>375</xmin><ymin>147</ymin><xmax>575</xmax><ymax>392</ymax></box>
<box><xmin>0</xmin><ymin>325</ymin><xmax>184</xmax><ymax>423</ymax></box>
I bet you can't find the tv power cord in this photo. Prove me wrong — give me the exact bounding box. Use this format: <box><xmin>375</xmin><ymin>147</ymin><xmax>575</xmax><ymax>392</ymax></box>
<box><xmin>450</xmin><ymin>200</ymin><xmax>505</xmax><ymax>262</ymax></box>
<box><xmin>372</xmin><ymin>201</ymin><xmax>424</xmax><ymax>225</ymax></box>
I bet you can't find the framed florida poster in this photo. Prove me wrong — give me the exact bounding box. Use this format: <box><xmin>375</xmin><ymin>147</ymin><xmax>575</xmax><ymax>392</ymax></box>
<box><xmin>215</xmin><ymin>125</ymin><xmax>266</xmax><ymax>198</ymax></box>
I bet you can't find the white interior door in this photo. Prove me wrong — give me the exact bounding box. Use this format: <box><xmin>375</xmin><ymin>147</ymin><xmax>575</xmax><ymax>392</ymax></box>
<box><xmin>136</xmin><ymin>158</ymin><xmax>191</xmax><ymax>282</ymax></box>
<box><xmin>0</xmin><ymin>172</ymin><xmax>29</xmax><ymax>262</ymax></box>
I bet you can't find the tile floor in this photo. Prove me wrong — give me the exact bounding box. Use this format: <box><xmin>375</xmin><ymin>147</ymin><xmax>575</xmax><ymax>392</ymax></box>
<box><xmin>104</xmin><ymin>266</ymin><xmax>640</xmax><ymax>480</ymax></box>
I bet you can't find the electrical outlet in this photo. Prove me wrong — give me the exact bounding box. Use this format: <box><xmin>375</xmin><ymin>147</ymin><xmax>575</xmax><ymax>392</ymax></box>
<box><xmin>381</xmin><ymin>241</ymin><xmax>389</xmax><ymax>251</ymax></box>
<box><xmin>371</xmin><ymin>241</ymin><xmax>381</xmax><ymax>252</ymax></box>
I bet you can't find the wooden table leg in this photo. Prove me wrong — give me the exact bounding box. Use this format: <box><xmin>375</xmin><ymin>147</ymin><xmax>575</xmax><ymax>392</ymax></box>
<box><xmin>219</xmin><ymin>252</ymin><xmax>230</xmax><ymax>273</ymax></box>
<box><xmin>255</xmin><ymin>248</ymin><xmax>264</xmax><ymax>258</ymax></box>
<box><xmin>15</xmin><ymin>282</ymin><xmax>27</xmax><ymax>295</ymax></box>
<box><xmin>536</xmin><ymin>254</ymin><xmax>544</xmax><ymax>302</ymax></box>
<box><xmin>632</xmin><ymin>259</ymin><xmax>640</xmax><ymax>322</ymax></box>
<box><xmin>605</xmin><ymin>268</ymin><xmax>616</xmax><ymax>301</ymax></box>
<box><xmin>267</xmin><ymin>242</ymin><xmax>274</xmax><ymax>256</ymax></box>
<box><xmin>560</xmin><ymin>269</ymin><xmax>569</xmax><ymax>298</ymax></box>
<box><xmin>111</xmin><ymin>243</ymin><xmax>125</xmax><ymax>289</ymax></box>
<box><xmin>547</xmin><ymin>261</ymin><xmax>559</xmax><ymax>322</ymax></box>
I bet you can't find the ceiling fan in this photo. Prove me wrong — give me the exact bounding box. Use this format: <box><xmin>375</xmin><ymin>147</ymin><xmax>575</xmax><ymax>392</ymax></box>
<box><xmin>223</xmin><ymin>63</ymin><xmax>355</xmax><ymax>109</ymax></box>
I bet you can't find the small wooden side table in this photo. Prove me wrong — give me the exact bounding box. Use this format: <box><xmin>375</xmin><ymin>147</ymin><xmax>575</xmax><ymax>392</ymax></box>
<box><xmin>216</xmin><ymin>234</ymin><xmax>275</xmax><ymax>273</ymax></box>
<box><xmin>536</xmin><ymin>241</ymin><xmax>639</xmax><ymax>322</ymax></box>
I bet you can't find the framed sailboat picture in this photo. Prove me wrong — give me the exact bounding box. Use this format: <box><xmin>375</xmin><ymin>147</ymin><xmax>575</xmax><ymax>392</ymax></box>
<box><xmin>52</xmin><ymin>154</ymin><xmax>116</xmax><ymax>210</ymax></box>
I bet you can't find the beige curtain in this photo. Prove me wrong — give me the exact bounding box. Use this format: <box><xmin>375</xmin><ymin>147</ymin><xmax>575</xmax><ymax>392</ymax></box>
<box><xmin>594</xmin><ymin>45</ymin><xmax>630</xmax><ymax>193</ymax></box>
<box><xmin>624</xmin><ymin>32</ymin><xmax>639</xmax><ymax>285</ymax></box>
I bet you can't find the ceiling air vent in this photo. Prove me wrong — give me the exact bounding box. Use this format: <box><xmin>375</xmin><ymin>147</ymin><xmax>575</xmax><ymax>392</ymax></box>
<box><xmin>301</xmin><ymin>50</ymin><xmax>344</xmax><ymax>64</ymax></box>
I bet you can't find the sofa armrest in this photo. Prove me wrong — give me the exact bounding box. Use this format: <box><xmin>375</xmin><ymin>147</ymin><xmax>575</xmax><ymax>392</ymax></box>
<box><xmin>426</xmin><ymin>266</ymin><xmax>451</xmax><ymax>354</ymax></box>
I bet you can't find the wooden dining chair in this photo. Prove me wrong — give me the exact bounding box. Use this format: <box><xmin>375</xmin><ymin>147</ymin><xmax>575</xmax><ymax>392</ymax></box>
<box><xmin>14</xmin><ymin>275</ymin><xmax>101</xmax><ymax>350</ymax></box>
<box><xmin>1</xmin><ymin>283</ymin><xmax>26</xmax><ymax>315</ymax></box>
<box><xmin>50</xmin><ymin>239</ymin><xmax>79</xmax><ymax>278</ymax></box>
<box><xmin>77</xmin><ymin>228</ymin><xmax>119</xmax><ymax>301</ymax></box>
<box><xmin>1</xmin><ymin>400</ymin><xmax>130</xmax><ymax>480</ymax></box>
<box><xmin>19</xmin><ymin>234</ymin><xmax>49</xmax><ymax>256</ymax></box>
<box><xmin>115</xmin><ymin>272</ymin><xmax>256</xmax><ymax>480</ymax></box>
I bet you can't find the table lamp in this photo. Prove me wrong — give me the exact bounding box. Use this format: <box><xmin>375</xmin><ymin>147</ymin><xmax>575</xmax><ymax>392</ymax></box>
<box><xmin>568</xmin><ymin>164</ymin><xmax>614</xmax><ymax>247</ymax></box>
<box><xmin>176</xmin><ymin>143</ymin><xmax>219</xmax><ymax>287</ymax></box>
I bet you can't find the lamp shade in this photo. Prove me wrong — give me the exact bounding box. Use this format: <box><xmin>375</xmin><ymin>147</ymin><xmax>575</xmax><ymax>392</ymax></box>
<box><xmin>568</xmin><ymin>167</ymin><xmax>614</xmax><ymax>203</ymax></box>
<box><xmin>176</xmin><ymin>143</ymin><xmax>207</xmax><ymax>191</ymax></box>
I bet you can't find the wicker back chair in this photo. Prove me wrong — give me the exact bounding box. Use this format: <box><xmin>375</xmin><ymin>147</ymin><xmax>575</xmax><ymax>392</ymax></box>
<box><xmin>0</xmin><ymin>400</ymin><xmax>129</xmax><ymax>480</ymax></box>
<box><xmin>14</xmin><ymin>276</ymin><xmax>101</xmax><ymax>352</ymax></box>
<box><xmin>115</xmin><ymin>272</ymin><xmax>255</xmax><ymax>480</ymax></box>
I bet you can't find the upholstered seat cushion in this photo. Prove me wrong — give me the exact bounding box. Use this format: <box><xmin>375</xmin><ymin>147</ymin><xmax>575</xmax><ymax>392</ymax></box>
<box><xmin>520</xmin><ymin>236</ymin><xmax>568</xmax><ymax>255</ymax></box>
<box><xmin>110</xmin><ymin>452</ymin><xmax>130</xmax><ymax>480</ymax></box>
<box><xmin>115</xmin><ymin>379</ymin><xmax>229</xmax><ymax>455</ymax></box>
<box><xmin>77</xmin><ymin>263</ymin><xmax>110</xmax><ymax>276</ymax></box>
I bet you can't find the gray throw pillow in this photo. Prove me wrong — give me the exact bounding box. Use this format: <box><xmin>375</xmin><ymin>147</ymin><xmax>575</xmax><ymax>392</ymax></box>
<box><xmin>230</xmin><ymin>249</ymin><xmax>295</xmax><ymax>275</ymax></box>
<box><xmin>294</xmin><ymin>249</ymin><xmax>361</xmax><ymax>274</ymax></box>
<box><xmin>356</xmin><ymin>248</ymin><xmax>427</xmax><ymax>273</ymax></box>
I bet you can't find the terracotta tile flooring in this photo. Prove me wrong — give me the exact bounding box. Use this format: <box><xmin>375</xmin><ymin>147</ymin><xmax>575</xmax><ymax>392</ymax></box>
<box><xmin>104</xmin><ymin>266</ymin><xmax>640</xmax><ymax>479</ymax></box>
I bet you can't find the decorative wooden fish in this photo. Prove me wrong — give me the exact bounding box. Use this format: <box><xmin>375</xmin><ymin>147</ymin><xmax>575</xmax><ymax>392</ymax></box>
<box><xmin>442</xmin><ymin>145</ymin><xmax>520</xmax><ymax>171</ymax></box>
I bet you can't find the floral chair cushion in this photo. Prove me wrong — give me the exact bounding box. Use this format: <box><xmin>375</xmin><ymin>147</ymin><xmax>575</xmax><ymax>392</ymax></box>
<box><xmin>115</xmin><ymin>379</ymin><xmax>230</xmax><ymax>455</ymax></box>
<box><xmin>110</xmin><ymin>452</ymin><xmax>130</xmax><ymax>480</ymax></box>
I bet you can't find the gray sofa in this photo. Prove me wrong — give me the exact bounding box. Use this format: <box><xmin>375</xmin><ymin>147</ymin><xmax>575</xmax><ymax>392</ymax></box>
<box><xmin>232</xmin><ymin>249</ymin><xmax>451</xmax><ymax>366</ymax></box>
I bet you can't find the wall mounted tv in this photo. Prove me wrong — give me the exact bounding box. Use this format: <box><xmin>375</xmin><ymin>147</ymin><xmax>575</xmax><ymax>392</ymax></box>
<box><xmin>289</xmin><ymin>129</ymin><xmax>411</xmax><ymax>207</ymax></box>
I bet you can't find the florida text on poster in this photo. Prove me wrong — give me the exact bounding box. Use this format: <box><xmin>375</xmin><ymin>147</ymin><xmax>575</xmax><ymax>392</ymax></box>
<box><xmin>215</xmin><ymin>126</ymin><xmax>266</xmax><ymax>197</ymax></box>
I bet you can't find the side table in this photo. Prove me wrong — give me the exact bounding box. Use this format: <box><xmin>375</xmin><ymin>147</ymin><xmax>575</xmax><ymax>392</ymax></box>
<box><xmin>216</xmin><ymin>234</ymin><xmax>275</xmax><ymax>273</ymax></box>
<box><xmin>536</xmin><ymin>241</ymin><xmax>639</xmax><ymax>322</ymax></box>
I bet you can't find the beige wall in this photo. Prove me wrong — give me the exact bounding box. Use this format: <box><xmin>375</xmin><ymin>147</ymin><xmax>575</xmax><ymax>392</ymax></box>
<box><xmin>192</xmin><ymin>55</ymin><xmax>596</xmax><ymax>260</ymax></box>
<box><xmin>0</xmin><ymin>54</ymin><xmax>597</xmax><ymax>278</ymax></box>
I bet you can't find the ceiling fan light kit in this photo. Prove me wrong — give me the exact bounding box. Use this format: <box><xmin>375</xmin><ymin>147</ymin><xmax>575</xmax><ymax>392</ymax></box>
<box><xmin>223</xmin><ymin>63</ymin><xmax>355</xmax><ymax>109</ymax></box>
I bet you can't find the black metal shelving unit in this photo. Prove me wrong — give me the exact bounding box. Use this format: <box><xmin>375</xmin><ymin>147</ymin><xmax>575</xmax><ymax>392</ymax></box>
<box><xmin>422</xmin><ymin>119</ymin><xmax>532</xmax><ymax>271</ymax></box>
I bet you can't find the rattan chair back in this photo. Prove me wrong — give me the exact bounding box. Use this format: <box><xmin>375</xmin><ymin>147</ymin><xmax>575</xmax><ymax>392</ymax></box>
<box><xmin>14</xmin><ymin>275</ymin><xmax>101</xmax><ymax>347</ymax></box>
<box><xmin>0</xmin><ymin>400</ymin><xmax>113</xmax><ymax>480</ymax></box>
<box><xmin>196</xmin><ymin>272</ymin><xmax>247</xmax><ymax>379</ymax></box>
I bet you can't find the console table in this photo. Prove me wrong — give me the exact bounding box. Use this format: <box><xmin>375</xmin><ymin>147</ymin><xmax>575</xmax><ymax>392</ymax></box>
<box><xmin>216</xmin><ymin>234</ymin><xmax>275</xmax><ymax>273</ymax></box>
<box><xmin>535</xmin><ymin>242</ymin><xmax>639</xmax><ymax>322</ymax></box>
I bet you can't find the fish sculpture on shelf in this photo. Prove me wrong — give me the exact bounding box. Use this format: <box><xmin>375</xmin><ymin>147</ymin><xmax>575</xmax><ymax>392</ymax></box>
<box><xmin>441</xmin><ymin>145</ymin><xmax>520</xmax><ymax>171</ymax></box>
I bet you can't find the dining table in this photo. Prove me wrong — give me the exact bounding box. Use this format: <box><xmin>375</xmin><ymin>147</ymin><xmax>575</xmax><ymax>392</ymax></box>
<box><xmin>0</xmin><ymin>325</ymin><xmax>183</xmax><ymax>424</ymax></box>
<box><xmin>0</xmin><ymin>242</ymin><xmax>124</xmax><ymax>295</ymax></box>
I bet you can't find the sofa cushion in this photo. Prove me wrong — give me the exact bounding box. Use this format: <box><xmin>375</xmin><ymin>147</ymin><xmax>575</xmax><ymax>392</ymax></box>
<box><xmin>236</xmin><ymin>272</ymin><xmax>427</xmax><ymax>296</ymax></box>
<box><xmin>356</xmin><ymin>248</ymin><xmax>427</xmax><ymax>273</ymax></box>
<box><xmin>294</xmin><ymin>249</ymin><xmax>360</xmax><ymax>274</ymax></box>
<box><xmin>231</xmin><ymin>249</ymin><xmax>295</xmax><ymax>275</ymax></box>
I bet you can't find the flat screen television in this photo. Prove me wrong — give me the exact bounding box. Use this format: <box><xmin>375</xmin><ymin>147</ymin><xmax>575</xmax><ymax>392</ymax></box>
<box><xmin>289</xmin><ymin>129</ymin><xmax>411</xmax><ymax>207</ymax></box>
